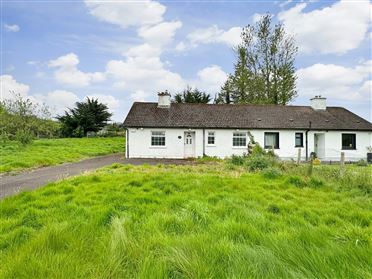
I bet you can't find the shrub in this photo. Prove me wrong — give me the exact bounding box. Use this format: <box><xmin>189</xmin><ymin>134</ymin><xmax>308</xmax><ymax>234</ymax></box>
<box><xmin>246</xmin><ymin>154</ymin><xmax>277</xmax><ymax>171</ymax></box>
<box><xmin>262</xmin><ymin>167</ymin><xmax>282</xmax><ymax>179</ymax></box>
<box><xmin>230</xmin><ymin>154</ymin><xmax>246</xmax><ymax>166</ymax></box>
<box><xmin>15</xmin><ymin>131</ymin><xmax>33</xmax><ymax>145</ymax></box>
<box><xmin>356</xmin><ymin>159</ymin><xmax>368</xmax><ymax>167</ymax></box>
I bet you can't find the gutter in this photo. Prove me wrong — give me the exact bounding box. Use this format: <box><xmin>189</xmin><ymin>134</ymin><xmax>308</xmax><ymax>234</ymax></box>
<box><xmin>305</xmin><ymin>121</ymin><xmax>312</xmax><ymax>161</ymax></box>
<box><xmin>203</xmin><ymin>129</ymin><xmax>205</xmax><ymax>156</ymax></box>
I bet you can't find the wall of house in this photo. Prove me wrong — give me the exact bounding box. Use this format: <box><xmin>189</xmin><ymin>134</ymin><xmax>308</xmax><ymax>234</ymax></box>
<box><xmin>126</xmin><ymin>128</ymin><xmax>203</xmax><ymax>158</ymax></box>
<box><xmin>126</xmin><ymin>128</ymin><xmax>371</xmax><ymax>161</ymax></box>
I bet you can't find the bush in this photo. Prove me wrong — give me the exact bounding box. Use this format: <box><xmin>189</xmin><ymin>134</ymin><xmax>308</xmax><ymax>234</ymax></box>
<box><xmin>356</xmin><ymin>159</ymin><xmax>368</xmax><ymax>167</ymax></box>
<box><xmin>246</xmin><ymin>154</ymin><xmax>277</xmax><ymax>171</ymax></box>
<box><xmin>262</xmin><ymin>167</ymin><xmax>282</xmax><ymax>179</ymax></box>
<box><xmin>230</xmin><ymin>154</ymin><xmax>246</xmax><ymax>166</ymax></box>
<box><xmin>15</xmin><ymin>131</ymin><xmax>33</xmax><ymax>145</ymax></box>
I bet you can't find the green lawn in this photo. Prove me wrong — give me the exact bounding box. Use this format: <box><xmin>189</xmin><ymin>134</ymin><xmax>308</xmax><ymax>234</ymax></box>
<box><xmin>0</xmin><ymin>163</ymin><xmax>371</xmax><ymax>278</ymax></box>
<box><xmin>0</xmin><ymin>137</ymin><xmax>125</xmax><ymax>173</ymax></box>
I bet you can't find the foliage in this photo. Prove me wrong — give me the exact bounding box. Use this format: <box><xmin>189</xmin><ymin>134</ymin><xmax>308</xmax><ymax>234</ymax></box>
<box><xmin>245</xmin><ymin>154</ymin><xmax>277</xmax><ymax>171</ymax></box>
<box><xmin>0</xmin><ymin>137</ymin><xmax>124</xmax><ymax>173</ymax></box>
<box><xmin>0</xmin><ymin>93</ymin><xmax>60</xmax><ymax>143</ymax></box>
<box><xmin>262</xmin><ymin>167</ymin><xmax>282</xmax><ymax>179</ymax></box>
<box><xmin>216</xmin><ymin>14</ymin><xmax>298</xmax><ymax>105</ymax></box>
<box><xmin>0</xmin><ymin>163</ymin><xmax>371</xmax><ymax>278</ymax></box>
<box><xmin>356</xmin><ymin>159</ymin><xmax>368</xmax><ymax>167</ymax></box>
<box><xmin>57</xmin><ymin>97</ymin><xmax>112</xmax><ymax>137</ymax></box>
<box><xmin>173</xmin><ymin>86</ymin><xmax>211</xmax><ymax>103</ymax></box>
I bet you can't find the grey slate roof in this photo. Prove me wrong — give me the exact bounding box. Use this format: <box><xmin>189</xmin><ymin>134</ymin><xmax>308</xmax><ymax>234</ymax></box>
<box><xmin>123</xmin><ymin>102</ymin><xmax>372</xmax><ymax>131</ymax></box>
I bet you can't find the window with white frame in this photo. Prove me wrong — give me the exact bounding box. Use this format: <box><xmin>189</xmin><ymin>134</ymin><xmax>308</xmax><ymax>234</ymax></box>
<box><xmin>151</xmin><ymin>131</ymin><xmax>165</xmax><ymax>146</ymax></box>
<box><xmin>232</xmin><ymin>132</ymin><xmax>247</xmax><ymax>147</ymax></box>
<box><xmin>207</xmin><ymin>132</ymin><xmax>215</xmax><ymax>145</ymax></box>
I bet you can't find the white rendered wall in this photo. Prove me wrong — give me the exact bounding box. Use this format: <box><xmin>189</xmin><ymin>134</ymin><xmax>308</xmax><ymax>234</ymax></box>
<box><xmin>127</xmin><ymin>128</ymin><xmax>371</xmax><ymax>161</ymax></box>
<box><xmin>127</xmin><ymin>128</ymin><xmax>203</xmax><ymax>158</ymax></box>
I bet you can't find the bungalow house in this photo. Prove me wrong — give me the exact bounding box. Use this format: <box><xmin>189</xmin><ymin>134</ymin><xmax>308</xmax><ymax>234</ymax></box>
<box><xmin>123</xmin><ymin>92</ymin><xmax>372</xmax><ymax>161</ymax></box>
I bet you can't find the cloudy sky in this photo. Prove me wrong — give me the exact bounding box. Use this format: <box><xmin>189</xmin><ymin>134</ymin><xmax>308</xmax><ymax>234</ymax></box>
<box><xmin>2</xmin><ymin>0</ymin><xmax>371</xmax><ymax>121</ymax></box>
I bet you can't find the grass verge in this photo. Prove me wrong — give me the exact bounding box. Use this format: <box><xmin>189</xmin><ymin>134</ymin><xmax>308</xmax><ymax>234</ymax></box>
<box><xmin>0</xmin><ymin>137</ymin><xmax>124</xmax><ymax>173</ymax></box>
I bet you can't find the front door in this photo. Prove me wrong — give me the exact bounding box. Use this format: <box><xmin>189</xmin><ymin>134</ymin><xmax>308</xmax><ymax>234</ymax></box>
<box><xmin>314</xmin><ymin>133</ymin><xmax>325</xmax><ymax>159</ymax></box>
<box><xmin>184</xmin><ymin>132</ymin><xmax>195</xmax><ymax>158</ymax></box>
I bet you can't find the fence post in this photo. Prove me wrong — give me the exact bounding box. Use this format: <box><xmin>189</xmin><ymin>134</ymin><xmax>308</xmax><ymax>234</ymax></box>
<box><xmin>340</xmin><ymin>152</ymin><xmax>345</xmax><ymax>177</ymax></box>
<box><xmin>297</xmin><ymin>148</ymin><xmax>301</xmax><ymax>165</ymax></box>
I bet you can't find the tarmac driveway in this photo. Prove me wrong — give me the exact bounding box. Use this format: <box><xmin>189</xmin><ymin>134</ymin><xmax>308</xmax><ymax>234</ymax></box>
<box><xmin>0</xmin><ymin>153</ymin><xmax>191</xmax><ymax>199</ymax></box>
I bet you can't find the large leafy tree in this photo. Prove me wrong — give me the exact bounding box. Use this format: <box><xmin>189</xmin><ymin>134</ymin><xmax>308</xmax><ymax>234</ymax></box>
<box><xmin>216</xmin><ymin>14</ymin><xmax>298</xmax><ymax>105</ymax></box>
<box><xmin>57</xmin><ymin>98</ymin><xmax>112</xmax><ymax>137</ymax></box>
<box><xmin>173</xmin><ymin>86</ymin><xmax>211</xmax><ymax>104</ymax></box>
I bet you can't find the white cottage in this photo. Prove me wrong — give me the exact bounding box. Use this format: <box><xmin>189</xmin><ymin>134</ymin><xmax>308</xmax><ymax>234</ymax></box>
<box><xmin>123</xmin><ymin>92</ymin><xmax>372</xmax><ymax>161</ymax></box>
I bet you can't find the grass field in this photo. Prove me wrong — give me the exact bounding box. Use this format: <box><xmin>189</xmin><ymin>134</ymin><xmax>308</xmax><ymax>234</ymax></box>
<box><xmin>0</xmin><ymin>137</ymin><xmax>124</xmax><ymax>173</ymax></box>
<box><xmin>0</xmin><ymin>162</ymin><xmax>371</xmax><ymax>278</ymax></box>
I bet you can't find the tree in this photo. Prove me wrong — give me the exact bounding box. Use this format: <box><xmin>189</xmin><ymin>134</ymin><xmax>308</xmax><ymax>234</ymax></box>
<box><xmin>216</xmin><ymin>14</ymin><xmax>298</xmax><ymax>105</ymax></box>
<box><xmin>57</xmin><ymin>97</ymin><xmax>112</xmax><ymax>137</ymax></box>
<box><xmin>173</xmin><ymin>86</ymin><xmax>211</xmax><ymax>103</ymax></box>
<box><xmin>0</xmin><ymin>92</ymin><xmax>60</xmax><ymax>144</ymax></box>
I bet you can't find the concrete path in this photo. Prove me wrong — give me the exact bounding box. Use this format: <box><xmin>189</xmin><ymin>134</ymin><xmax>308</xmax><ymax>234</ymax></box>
<box><xmin>0</xmin><ymin>154</ymin><xmax>190</xmax><ymax>199</ymax></box>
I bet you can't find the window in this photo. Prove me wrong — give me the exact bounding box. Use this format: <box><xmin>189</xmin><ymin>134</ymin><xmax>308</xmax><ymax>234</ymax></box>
<box><xmin>342</xmin><ymin>133</ymin><xmax>356</xmax><ymax>150</ymax></box>
<box><xmin>233</xmin><ymin>132</ymin><xmax>247</xmax><ymax>147</ymax></box>
<box><xmin>264</xmin><ymin>132</ymin><xmax>279</xmax><ymax>149</ymax></box>
<box><xmin>295</xmin><ymin>133</ymin><xmax>303</xmax><ymax>147</ymax></box>
<box><xmin>207</xmin><ymin>132</ymin><xmax>215</xmax><ymax>145</ymax></box>
<box><xmin>151</xmin><ymin>131</ymin><xmax>165</xmax><ymax>146</ymax></box>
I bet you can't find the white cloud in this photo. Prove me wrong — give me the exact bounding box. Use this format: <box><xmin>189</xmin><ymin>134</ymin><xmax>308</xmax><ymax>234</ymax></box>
<box><xmin>34</xmin><ymin>90</ymin><xmax>80</xmax><ymax>115</ymax></box>
<box><xmin>124</xmin><ymin>43</ymin><xmax>162</xmax><ymax>58</ymax></box>
<box><xmin>296</xmin><ymin>60</ymin><xmax>372</xmax><ymax>101</ymax></box>
<box><xmin>84</xmin><ymin>0</ymin><xmax>166</xmax><ymax>29</ymax></box>
<box><xmin>278</xmin><ymin>0</ymin><xmax>372</xmax><ymax>54</ymax></box>
<box><xmin>186</xmin><ymin>25</ymin><xmax>242</xmax><ymax>48</ymax></box>
<box><xmin>192</xmin><ymin>65</ymin><xmax>228</xmax><ymax>93</ymax></box>
<box><xmin>4</xmin><ymin>24</ymin><xmax>20</xmax><ymax>32</ymax></box>
<box><xmin>48</xmin><ymin>53</ymin><xmax>105</xmax><ymax>87</ymax></box>
<box><xmin>130</xmin><ymin>90</ymin><xmax>148</xmax><ymax>102</ymax></box>
<box><xmin>106</xmin><ymin>56</ymin><xmax>185</xmax><ymax>95</ymax></box>
<box><xmin>87</xmin><ymin>94</ymin><xmax>120</xmax><ymax>112</ymax></box>
<box><xmin>138</xmin><ymin>21</ymin><xmax>182</xmax><ymax>46</ymax></box>
<box><xmin>0</xmin><ymin>75</ymin><xmax>30</xmax><ymax>100</ymax></box>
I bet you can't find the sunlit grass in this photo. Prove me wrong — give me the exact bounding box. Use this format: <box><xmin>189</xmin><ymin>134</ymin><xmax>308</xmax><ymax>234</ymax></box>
<box><xmin>0</xmin><ymin>137</ymin><xmax>124</xmax><ymax>173</ymax></box>
<box><xmin>0</xmin><ymin>163</ymin><xmax>371</xmax><ymax>278</ymax></box>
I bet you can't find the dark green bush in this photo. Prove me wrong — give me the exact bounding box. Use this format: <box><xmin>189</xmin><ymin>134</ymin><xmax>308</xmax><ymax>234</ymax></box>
<box><xmin>246</xmin><ymin>154</ymin><xmax>277</xmax><ymax>171</ymax></box>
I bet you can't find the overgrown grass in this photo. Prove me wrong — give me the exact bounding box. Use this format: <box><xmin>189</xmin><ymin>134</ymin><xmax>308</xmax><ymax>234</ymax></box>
<box><xmin>0</xmin><ymin>163</ymin><xmax>371</xmax><ymax>278</ymax></box>
<box><xmin>0</xmin><ymin>137</ymin><xmax>124</xmax><ymax>173</ymax></box>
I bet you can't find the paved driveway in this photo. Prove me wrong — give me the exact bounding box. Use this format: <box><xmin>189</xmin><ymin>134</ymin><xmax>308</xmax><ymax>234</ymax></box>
<box><xmin>0</xmin><ymin>153</ymin><xmax>191</xmax><ymax>199</ymax></box>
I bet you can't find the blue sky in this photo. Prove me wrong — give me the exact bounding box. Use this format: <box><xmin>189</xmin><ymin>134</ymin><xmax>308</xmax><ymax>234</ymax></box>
<box><xmin>1</xmin><ymin>0</ymin><xmax>371</xmax><ymax>122</ymax></box>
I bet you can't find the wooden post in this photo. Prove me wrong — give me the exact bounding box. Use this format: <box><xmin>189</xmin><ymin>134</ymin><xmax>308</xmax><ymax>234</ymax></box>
<box><xmin>297</xmin><ymin>148</ymin><xmax>301</xmax><ymax>165</ymax></box>
<box><xmin>340</xmin><ymin>152</ymin><xmax>345</xmax><ymax>177</ymax></box>
<box><xmin>307</xmin><ymin>158</ymin><xmax>313</xmax><ymax>176</ymax></box>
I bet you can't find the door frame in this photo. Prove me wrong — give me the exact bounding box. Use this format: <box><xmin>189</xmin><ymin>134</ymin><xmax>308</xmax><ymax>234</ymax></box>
<box><xmin>184</xmin><ymin>131</ymin><xmax>196</xmax><ymax>158</ymax></box>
